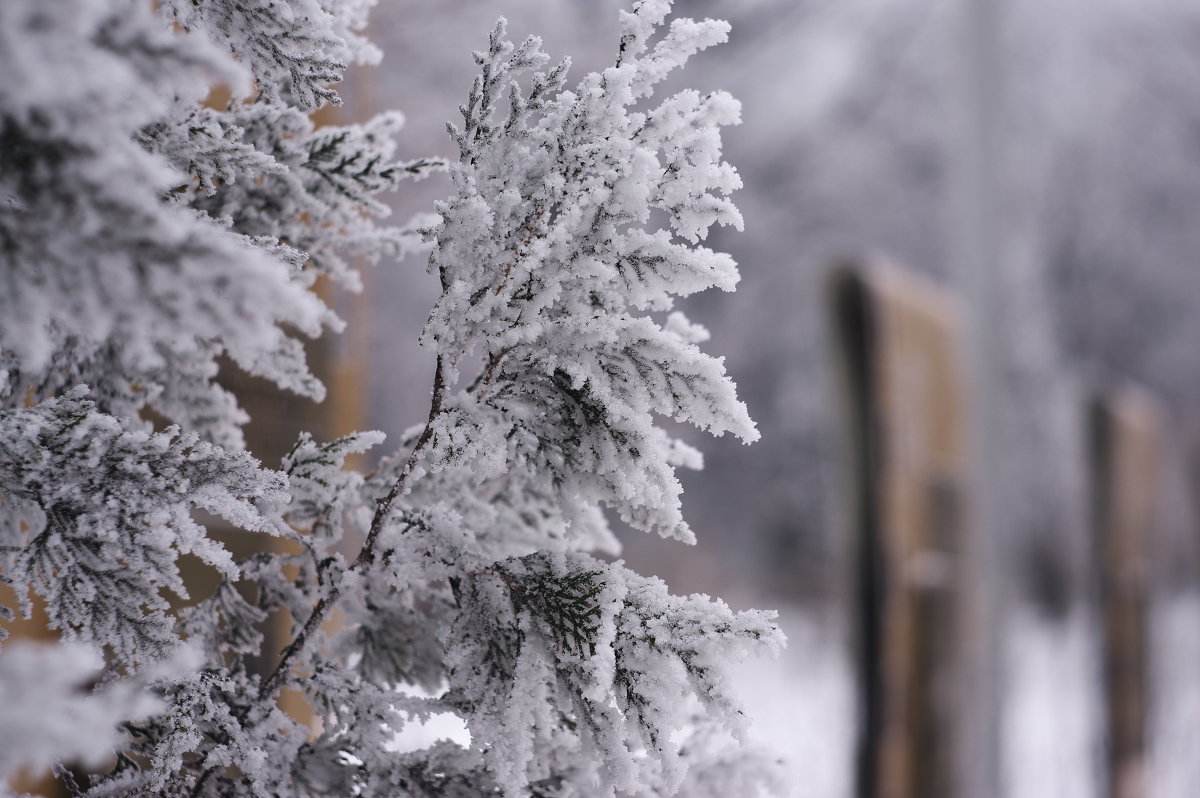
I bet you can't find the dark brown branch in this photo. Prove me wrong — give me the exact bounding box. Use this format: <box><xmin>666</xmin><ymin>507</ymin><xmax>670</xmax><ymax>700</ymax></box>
<box><xmin>467</xmin><ymin>347</ymin><xmax>510</xmax><ymax>394</ymax></box>
<box><xmin>191</xmin><ymin>357</ymin><xmax>448</xmax><ymax>798</ymax></box>
<box><xmin>256</xmin><ymin>355</ymin><xmax>446</xmax><ymax>703</ymax></box>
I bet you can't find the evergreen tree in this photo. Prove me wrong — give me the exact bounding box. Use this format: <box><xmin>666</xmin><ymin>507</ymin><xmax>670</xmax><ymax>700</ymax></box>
<box><xmin>0</xmin><ymin>0</ymin><xmax>783</xmax><ymax>795</ymax></box>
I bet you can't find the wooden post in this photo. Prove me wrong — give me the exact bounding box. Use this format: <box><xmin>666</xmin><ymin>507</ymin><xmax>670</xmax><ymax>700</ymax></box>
<box><xmin>1089</xmin><ymin>387</ymin><xmax>1159</xmax><ymax>798</ymax></box>
<box><xmin>831</xmin><ymin>260</ymin><xmax>969</xmax><ymax>798</ymax></box>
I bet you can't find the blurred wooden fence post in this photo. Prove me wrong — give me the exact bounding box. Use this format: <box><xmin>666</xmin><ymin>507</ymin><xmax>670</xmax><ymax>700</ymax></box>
<box><xmin>1088</xmin><ymin>388</ymin><xmax>1159</xmax><ymax>798</ymax></box>
<box><xmin>831</xmin><ymin>260</ymin><xmax>969</xmax><ymax>798</ymax></box>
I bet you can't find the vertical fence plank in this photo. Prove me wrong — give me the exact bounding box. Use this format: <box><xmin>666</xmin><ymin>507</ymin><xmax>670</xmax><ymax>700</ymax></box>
<box><xmin>832</xmin><ymin>261</ymin><xmax>969</xmax><ymax>798</ymax></box>
<box><xmin>1090</xmin><ymin>388</ymin><xmax>1159</xmax><ymax>798</ymax></box>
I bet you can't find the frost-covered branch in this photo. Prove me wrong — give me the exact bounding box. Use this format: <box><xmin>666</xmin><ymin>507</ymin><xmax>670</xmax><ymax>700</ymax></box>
<box><xmin>0</xmin><ymin>1</ymin><xmax>783</xmax><ymax>795</ymax></box>
<box><xmin>0</xmin><ymin>389</ymin><xmax>287</xmax><ymax>666</ymax></box>
<box><xmin>257</xmin><ymin>355</ymin><xmax>447</xmax><ymax>707</ymax></box>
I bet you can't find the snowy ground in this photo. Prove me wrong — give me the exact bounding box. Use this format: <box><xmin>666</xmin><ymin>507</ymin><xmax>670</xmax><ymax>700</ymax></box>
<box><xmin>731</xmin><ymin>607</ymin><xmax>853</xmax><ymax>798</ymax></box>
<box><xmin>735</xmin><ymin>596</ymin><xmax>1200</xmax><ymax>798</ymax></box>
<box><xmin>1001</xmin><ymin>608</ymin><xmax>1100</xmax><ymax>798</ymax></box>
<box><xmin>1147</xmin><ymin>596</ymin><xmax>1200</xmax><ymax>798</ymax></box>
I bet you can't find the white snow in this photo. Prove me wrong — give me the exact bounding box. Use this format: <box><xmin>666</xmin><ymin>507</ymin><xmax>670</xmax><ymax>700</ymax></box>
<box><xmin>733</xmin><ymin>597</ymin><xmax>1200</xmax><ymax>798</ymax></box>
<box><xmin>731</xmin><ymin>607</ymin><xmax>853</xmax><ymax>798</ymax></box>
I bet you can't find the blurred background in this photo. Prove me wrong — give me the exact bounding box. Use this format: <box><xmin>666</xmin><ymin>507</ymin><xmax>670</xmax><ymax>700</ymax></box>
<box><xmin>301</xmin><ymin>0</ymin><xmax>1200</xmax><ymax>795</ymax></box>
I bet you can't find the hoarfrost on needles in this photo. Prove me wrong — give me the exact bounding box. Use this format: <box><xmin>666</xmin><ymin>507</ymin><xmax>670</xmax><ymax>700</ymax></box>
<box><xmin>0</xmin><ymin>0</ymin><xmax>784</xmax><ymax>795</ymax></box>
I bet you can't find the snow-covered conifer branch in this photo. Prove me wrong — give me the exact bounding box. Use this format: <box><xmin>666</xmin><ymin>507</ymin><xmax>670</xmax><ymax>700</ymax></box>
<box><xmin>1</xmin><ymin>0</ymin><xmax>427</xmax><ymax>446</ymax></box>
<box><xmin>0</xmin><ymin>0</ymin><xmax>329</xmax><ymax>449</ymax></box>
<box><xmin>0</xmin><ymin>0</ymin><xmax>784</xmax><ymax>794</ymax></box>
<box><xmin>422</xmin><ymin>2</ymin><xmax>754</xmax><ymax>543</ymax></box>
<box><xmin>157</xmin><ymin>0</ymin><xmax>353</xmax><ymax>111</ymax></box>
<box><xmin>0</xmin><ymin>4</ymin><xmax>326</xmax><ymax>380</ymax></box>
<box><xmin>187</xmin><ymin>105</ymin><xmax>439</xmax><ymax>293</ymax></box>
<box><xmin>445</xmin><ymin>552</ymin><xmax>782</xmax><ymax>796</ymax></box>
<box><xmin>0</xmin><ymin>389</ymin><xmax>287</xmax><ymax>667</ymax></box>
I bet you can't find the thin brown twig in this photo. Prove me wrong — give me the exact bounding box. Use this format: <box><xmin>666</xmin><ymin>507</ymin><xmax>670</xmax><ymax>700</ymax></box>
<box><xmin>467</xmin><ymin>347</ymin><xmax>510</xmax><ymax>394</ymax></box>
<box><xmin>257</xmin><ymin>355</ymin><xmax>446</xmax><ymax>703</ymax></box>
<box><xmin>189</xmin><ymin>356</ymin><xmax>447</xmax><ymax>798</ymax></box>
